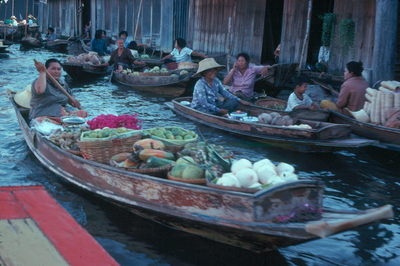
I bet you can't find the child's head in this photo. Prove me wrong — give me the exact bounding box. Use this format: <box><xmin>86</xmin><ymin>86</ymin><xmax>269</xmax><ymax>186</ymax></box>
<box><xmin>293</xmin><ymin>77</ymin><xmax>308</xmax><ymax>94</ymax></box>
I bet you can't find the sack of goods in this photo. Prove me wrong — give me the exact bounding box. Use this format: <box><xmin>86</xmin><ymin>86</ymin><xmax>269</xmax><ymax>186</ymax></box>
<box><xmin>66</xmin><ymin>52</ymin><xmax>106</xmax><ymax>65</ymax></box>
<box><xmin>351</xmin><ymin>81</ymin><xmax>400</xmax><ymax>128</ymax></box>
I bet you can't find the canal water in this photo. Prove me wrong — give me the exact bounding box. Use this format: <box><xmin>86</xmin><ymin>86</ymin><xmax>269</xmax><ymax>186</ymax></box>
<box><xmin>0</xmin><ymin>45</ymin><xmax>399</xmax><ymax>265</ymax></box>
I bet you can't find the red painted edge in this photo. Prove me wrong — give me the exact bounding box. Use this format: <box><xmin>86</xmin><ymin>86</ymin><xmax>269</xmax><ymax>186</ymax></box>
<box><xmin>0</xmin><ymin>191</ymin><xmax>29</xmax><ymax>219</ymax></box>
<box><xmin>9</xmin><ymin>186</ymin><xmax>118</xmax><ymax>266</ymax></box>
<box><xmin>0</xmin><ymin>185</ymin><xmax>44</xmax><ymax>191</ymax></box>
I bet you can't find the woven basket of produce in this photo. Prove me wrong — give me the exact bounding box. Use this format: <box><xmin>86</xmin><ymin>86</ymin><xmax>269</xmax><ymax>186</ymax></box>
<box><xmin>110</xmin><ymin>153</ymin><xmax>173</xmax><ymax>178</ymax></box>
<box><xmin>145</xmin><ymin>127</ymin><xmax>198</xmax><ymax>147</ymax></box>
<box><xmin>255</xmin><ymin>98</ymin><xmax>286</xmax><ymax>111</ymax></box>
<box><xmin>79</xmin><ymin>129</ymin><xmax>142</xmax><ymax>164</ymax></box>
<box><xmin>139</xmin><ymin>72</ymin><xmax>170</xmax><ymax>77</ymax></box>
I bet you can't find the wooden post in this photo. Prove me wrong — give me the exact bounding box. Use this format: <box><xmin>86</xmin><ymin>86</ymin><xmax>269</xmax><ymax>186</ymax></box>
<box><xmin>24</xmin><ymin>0</ymin><xmax>28</xmax><ymax>37</ymax></box>
<box><xmin>133</xmin><ymin>0</ymin><xmax>143</xmax><ymax>41</ymax></box>
<box><xmin>372</xmin><ymin>0</ymin><xmax>398</xmax><ymax>83</ymax></box>
<box><xmin>298</xmin><ymin>0</ymin><xmax>313</xmax><ymax>74</ymax></box>
<box><xmin>226</xmin><ymin>16</ymin><xmax>232</xmax><ymax>72</ymax></box>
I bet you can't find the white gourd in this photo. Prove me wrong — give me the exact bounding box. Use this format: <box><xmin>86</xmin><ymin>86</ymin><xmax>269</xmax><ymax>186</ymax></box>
<box><xmin>276</xmin><ymin>162</ymin><xmax>295</xmax><ymax>174</ymax></box>
<box><xmin>279</xmin><ymin>171</ymin><xmax>299</xmax><ymax>182</ymax></box>
<box><xmin>235</xmin><ymin>168</ymin><xmax>258</xmax><ymax>188</ymax></box>
<box><xmin>253</xmin><ymin>159</ymin><xmax>275</xmax><ymax>173</ymax></box>
<box><xmin>248</xmin><ymin>182</ymin><xmax>262</xmax><ymax>189</ymax></box>
<box><xmin>256</xmin><ymin>165</ymin><xmax>278</xmax><ymax>184</ymax></box>
<box><xmin>216</xmin><ymin>173</ymin><xmax>241</xmax><ymax>187</ymax></box>
<box><xmin>231</xmin><ymin>159</ymin><xmax>252</xmax><ymax>175</ymax></box>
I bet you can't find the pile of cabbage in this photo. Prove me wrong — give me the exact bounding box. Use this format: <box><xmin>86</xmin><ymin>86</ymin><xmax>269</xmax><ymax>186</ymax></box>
<box><xmin>215</xmin><ymin>158</ymin><xmax>298</xmax><ymax>189</ymax></box>
<box><xmin>66</xmin><ymin>52</ymin><xmax>106</xmax><ymax>65</ymax></box>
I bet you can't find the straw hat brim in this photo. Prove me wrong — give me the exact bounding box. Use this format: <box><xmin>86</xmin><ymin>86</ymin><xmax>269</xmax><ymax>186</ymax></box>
<box><xmin>193</xmin><ymin>58</ymin><xmax>225</xmax><ymax>77</ymax></box>
<box><xmin>14</xmin><ymin>85</ymin><xmax>32</xmax><ymax>109</ymax></box>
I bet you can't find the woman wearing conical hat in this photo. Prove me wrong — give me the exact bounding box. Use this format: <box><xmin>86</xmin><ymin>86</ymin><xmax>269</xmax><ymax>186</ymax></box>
<box><xmin>191</xmin><ymin>58</ymin><xmax>250</xmax><ymax>115</ymax></box>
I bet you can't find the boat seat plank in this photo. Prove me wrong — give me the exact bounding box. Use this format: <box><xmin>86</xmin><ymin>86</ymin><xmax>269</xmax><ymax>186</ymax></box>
<box><xmin>0</xmin><ymin>218</ymin><xmax>69</xmax><ymax>266</ymax></box>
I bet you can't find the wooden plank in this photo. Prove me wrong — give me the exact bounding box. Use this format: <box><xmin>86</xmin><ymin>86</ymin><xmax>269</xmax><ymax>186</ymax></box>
<box><xmin>13</xmin><ymin>188</ymin><xmax>118</xmax><ymax>266</ymax></box>
<box><xmin>0</xmin><ymin>219</ymin><xmax>69</xmax><ymax>266</ymax></box>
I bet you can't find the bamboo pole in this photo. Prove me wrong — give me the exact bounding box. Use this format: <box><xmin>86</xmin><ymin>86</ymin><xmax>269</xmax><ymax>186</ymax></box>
<box><xmin>133</xmin><ymin>0</ymin><xmax>143</xmax><ymax>41</ymax></box>
<box><xmin>24</xmin><ymin>0</ymin><xmax>28</xmax><ymax>37</ymax></box>
<box><xmin>298</xmin><ymin>0</ymin><xmax>313</xmax><ymax>75</ymax></box>
<box><xmin>226</xmin><ymin>16</ymin><xmax>232</xmax><ymax>73</ymax></box>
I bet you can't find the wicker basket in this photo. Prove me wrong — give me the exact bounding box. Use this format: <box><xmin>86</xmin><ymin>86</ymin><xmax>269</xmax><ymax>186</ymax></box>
<box><xmin>79</xmin><ymin>133</ymin><xmax>142</xmax><ymax>164</ymax></box>
<box><xmin>167</xmin><ymin>172</ymin><xmax>206</xmax><ymax>185</ymax></box>
<box><xmin>139</xmin><ymin>72</ymin><xmax>170</xmax><ymax>77</ymax></box>
<box><xmin>109</xmin><ymin>153</ymin><xmax>172</xmax><ymax>178</ymax></box>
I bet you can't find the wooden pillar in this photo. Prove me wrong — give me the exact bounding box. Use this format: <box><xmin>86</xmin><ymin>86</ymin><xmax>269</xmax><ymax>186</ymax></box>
<box><xmin>90</xmin><ymin>0</ymin><xmax>96</xmax><ymax>38</ymax></box>
<box><xmin>372</xmin><ymin>0</ymin><xmax>398</xmax><ymax>82</ymax></box>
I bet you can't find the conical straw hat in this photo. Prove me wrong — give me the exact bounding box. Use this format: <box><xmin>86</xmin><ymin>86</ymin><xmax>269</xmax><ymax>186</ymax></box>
<box><xmin>194</xmin><ymin>58</ymin><xmax>224</xmax><ymax>77</ymax></box>
<box><xmin>14</xmin><ymin>85</ymin><xmax>32</xmax><ymax>109</ymax></box>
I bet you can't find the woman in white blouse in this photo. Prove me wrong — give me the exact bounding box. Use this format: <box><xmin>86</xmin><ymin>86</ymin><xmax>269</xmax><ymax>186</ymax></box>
<box><xmin>162</xmin><ymin>38</ymin><xmax>207</xmax><ymax>63</ymax></box>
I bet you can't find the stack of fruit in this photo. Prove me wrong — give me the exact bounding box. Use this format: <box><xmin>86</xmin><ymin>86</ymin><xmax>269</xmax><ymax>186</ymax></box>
<box><xmin>145</xmin><ymin>127</ymin><xmax>198</xmax><ymax>144</ymax></box>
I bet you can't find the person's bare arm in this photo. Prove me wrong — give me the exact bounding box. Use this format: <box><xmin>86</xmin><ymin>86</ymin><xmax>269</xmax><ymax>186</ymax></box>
<box><xmin>223</xmin><ymin>63</ymin><xmax>236</xmax><ymax>85</ymax></box>
<box><xmin>191</xmin><ymin>51</ymin><xmax>207</xmax><ymax>58</ymax></box>
<box><xmin>33</xmin><ymin>61</ymin><xmax>47</xmax><ymax>94</ymax></box>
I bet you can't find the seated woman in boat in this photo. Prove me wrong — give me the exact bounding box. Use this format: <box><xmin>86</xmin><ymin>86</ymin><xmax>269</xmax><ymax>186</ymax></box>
<box><xmin>161</xmin><ymin>38</ymin><xmax>207</xmax><ymax>63</ymax></box>
<box><xmin>285</xmin><ymin>78</ymin><xmax>318</xmax><ymax>112</ymax></box>
<box><xmin>191</xmin><ymin>58</ymin><xmax>250</xmax><ymax>115</ymax></box>
<box><xmin>46</xmin><ymin>27</ymin><xmax>57</xmax><ymax>41</ymax></box>
<box><xmin>223</xmin><ymin>53</ymin><xmax>270</xmax><ymax>101</ymax></box>
<box><xmin>105</xmin><ymin>39</ymin><xmax>144</xmax><ymax>70</ymax></box>
<box><xmin>30</xmin><ymin>59</ymin><xmax>84</xmax><ymax>120</ymax></box>
<box><xmin>336</xmin><ymin>61</ymin><xmax>368</xmax><ymax>113</ymax></box>
<box><xmin>91</xmin><ymin>29</ymin><xmax>109</xmax><ymax>56</ymax></box>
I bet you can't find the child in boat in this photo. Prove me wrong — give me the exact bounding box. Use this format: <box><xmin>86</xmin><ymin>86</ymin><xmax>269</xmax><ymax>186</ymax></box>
<box><xmin>285</xmin><ymin>78</ymin><xmax>317</xmax><ymax>112</ymax></box>
<box><xmin>161</xmin><ymin>38</ymin><xmax>207</xmax><ymax>63</ymax></box>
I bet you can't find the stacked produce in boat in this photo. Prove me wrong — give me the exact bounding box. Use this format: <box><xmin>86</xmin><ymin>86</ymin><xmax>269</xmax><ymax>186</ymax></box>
<box><xmin>66</xmin><ymin>52</ymin><xmax>108</xmax><ymax>65</ymax></box>
<box><xmin>350</xmin><ymin>80</ymin><xmax>400</xmax><ymax>128</ymax></box>
<box><xmin>258</xmin><ymin>112</ymin><xmax>312</xmax><ymax>129</ymax></box>
<box><xmin>213</xmin><ymin>158</ymin><xmax>298</xmax><ymax>190</ymax></box>
<box><xmin>49</xmin><ymin>127</ymin><xmax>88</xmax><ymax>152</ymax></box>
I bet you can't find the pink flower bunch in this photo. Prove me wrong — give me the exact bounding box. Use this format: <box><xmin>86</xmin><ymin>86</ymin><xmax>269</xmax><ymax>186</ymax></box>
<box><xmin>87</xmin><ymin>114</ymin><xmax>142</xmax><ymax>130</ymax></box>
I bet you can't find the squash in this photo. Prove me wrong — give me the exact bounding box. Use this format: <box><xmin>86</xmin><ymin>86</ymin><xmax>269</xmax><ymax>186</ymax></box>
<box><xmin>134</xmin><ymin>138</ymin><xmax>165</xmax><ymax>150</ymax></box>
<box><xmin>139</xmin><ymin>149</ymin><xmax>175</xmax><ymax>161</ymax></box>
<box><xmin>146</xmin><ymin>156</ymin><xmax>175</xmax><ymax>168</ymax></box>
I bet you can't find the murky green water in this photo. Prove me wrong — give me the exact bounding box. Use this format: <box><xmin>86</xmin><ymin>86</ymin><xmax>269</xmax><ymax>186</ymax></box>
<box><xmin>1</xmin><ymin>45</ymin><xmax>399</xmax><ymax>265</ymax></box>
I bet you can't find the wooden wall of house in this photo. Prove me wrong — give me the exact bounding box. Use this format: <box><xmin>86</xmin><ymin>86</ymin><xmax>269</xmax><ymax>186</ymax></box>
<box><xmin>89</xmin><ymin>0</ymin><xmax>173</xmax><ymax>52</ymax></box>
<box><xmin>328</xmin><ymin>0</ymin><xmax>376</xmax><ymax>76</ymax></box>
<box><xmin>186</xmin><ymin>0</ymin><xmax>267</xmax><ymax>63</ymax></box>
<box><xmin>279</xmin><ymin>0</ymin><xmax>309</xmax><ymax>65</ymax></box>
<box><xmin>38</xmin><ymin>0</ymin><xmax>78</xmax><ymax>36</ymax></box>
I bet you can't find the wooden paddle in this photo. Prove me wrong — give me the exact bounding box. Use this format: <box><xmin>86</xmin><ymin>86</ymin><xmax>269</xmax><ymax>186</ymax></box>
<box><xmin>311</xmin><ymin>78</ymin><xmax>339</xmax><ymax>96</ymax></box>
<box><xmin>33</xmin><ymin>59</ymin><xmax>81</xmax><ymax>109</ymax></box>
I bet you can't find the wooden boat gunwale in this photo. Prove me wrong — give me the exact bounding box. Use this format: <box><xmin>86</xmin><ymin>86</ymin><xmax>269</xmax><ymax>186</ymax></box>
<box><xmin>112</xmin><ymin>71</ymin><xmax>191</xmax><ymax>88</ymax></box>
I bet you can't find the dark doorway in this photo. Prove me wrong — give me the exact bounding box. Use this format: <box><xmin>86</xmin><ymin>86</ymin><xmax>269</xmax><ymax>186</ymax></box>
<box><xmin>261</xmin><ymin>0</ymin><xmax>284</xmax><ymax>64</ymax></box>
<box><xmin>81</xmin><ymin>0</ymin><xmax>91</xmax><ymax>36</ymax></box>
<box><xmin>306</xmin><ymin>0</ymin><xmax>334</xmax><ymax>65</ymax></box>
<box><xmin>173</xmin><ymin>0</ymin><xmax>189</xmax><ymax>41</ymax></box>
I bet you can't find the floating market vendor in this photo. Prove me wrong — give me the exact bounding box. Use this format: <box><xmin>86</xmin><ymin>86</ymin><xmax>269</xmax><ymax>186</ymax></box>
<box><xmin>285</xmin><ymin>78</ymin><xmax>318</xmax><ymax>112</ymax></box>
<box><xmin>191</xmin><ymin>58</ymin><xmax>250</xmax><ymax>115</ymax></box>
<box><xmin>91</xmin><ymin>29</ymin><xmax>109</xmax><ymax>56</ymax></box>
<box><xmin>46</xmin><ymin>27</ymin><xmax>57</xmax><ymax>41</ymax></box>
<box><xmin>320</xmin><ymin>61</ymin><xmax>368</xmax><ymax>114</ymax></box>
<box><xmin>30</xmin><ymin>59</ymin><xmax>84</xmax><ymax>120</ymax></box>
<box><xmin>118</xmin><ymin>30</ymin><xmax>131</xmax><ymax>48</ymax></box>
<box><xmin>223</xmin><ymin>52</ymin><xmax>270</xmax><ymax>101</ymax></box>
<box><xmin>10</xmin><ymin>16</ymin><xmax>18</xmax><ymax>26</ymax></box>
<box><xmin>105</xmin><ymin>39</ymin><xmax>144</xmax><ymax>70</ymax></box>
<box><xmin>161</xmin><ymin>38</ymin><xmax>207</xmax><ymax>63</ymax></box>
<box><xmin>336</xmin><ymin>61</ymin><xmax>368</xmax><ymax>113</ymax></box>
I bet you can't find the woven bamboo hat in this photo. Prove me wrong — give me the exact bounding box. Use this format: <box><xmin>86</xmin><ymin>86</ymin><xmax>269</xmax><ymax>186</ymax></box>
<box><xmin>14</xmin><ymin>85</ymin><xmax>32</xmax><ymax>109</ymax></box>
<box><xmin>10</xmin><ymin>16</ymin><xmax>16</xmax><ymax>20</ymax></box>
<box><xmin>194</xmin><ymin>58</ymin><xmax>224</xmax><ymax>77</ymax></box>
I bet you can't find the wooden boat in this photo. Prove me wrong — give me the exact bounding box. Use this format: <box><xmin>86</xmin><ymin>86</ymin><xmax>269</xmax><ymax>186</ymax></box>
<box><xmin>0</xmin><ymin>45</ymin><xmax>9</xmax><ymax>53</ymax></box>
<box><xmin>0</xmin><ymin>185</ymin><xmax>117</xmax><ymax>265</ymax></box>
<box><xmin>62</xmin><ymin>62</ymin><xmax>110</xmax><ymax>81</ymax></box>
<box><xmin>167</xmin><ymin>97</ymin><xmax>377</xmax><ymax>152</ymax></box>
<box><xmin>44</xmin><ymin>39</ymin><xmax>69</xmax><ymax>53</ymax></box>
<box><xmin>112</xmin><ymin>71</ymin><xmax>190</xmax><ymax>97</ymax></box>
<box><xmin>254</xmin><ymin>96</ymin><xmax>330</xmax><ymax>121</ymax></box>
<box><xmin>8</xmin><ymin>90</ymin><xmax>393</xmax><ymax>252</ymax></box>
<box><xmin>330</xmin><ymin>110</ymin><xmax>400</xmax><ymax>151</ymax></box>
<box><xmin>20</xmin><ymin>37</ymin><xmax>42</xmax><ymax>49</ymax></box>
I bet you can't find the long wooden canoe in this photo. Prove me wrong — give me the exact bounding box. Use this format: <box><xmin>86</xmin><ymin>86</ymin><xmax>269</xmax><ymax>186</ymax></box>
<box><xmin>8</xmin><ymin>91</ymin><xmax>393</xmax><ymax>252</ymax></box>
<box><xmin>44</xmin><ymin>39</ymin><xmax>69</xmax><ymax>53</ymax></box>
<box><xmin>0</xmin><ymin>186</ymin><xmax>117</xmax><ymax>265</ymax></box>
<box><xmin>62</xmin><ymin>62</ymin><xmax>110</xmax><ymax>81</ymax></box>
<box><xmin>112</xmin><ymin>71</ymin><xmax>189</xmax><ymax>97</ymax></box>
<box><xmin>167</xmin><ymin>97</ymin><xmax>377</xmax><ymax>152</ymax></box>
<box><xmin>330</xmin><ymin>110</ymin><xmax>400</xmax><ymax>151</ymax></box>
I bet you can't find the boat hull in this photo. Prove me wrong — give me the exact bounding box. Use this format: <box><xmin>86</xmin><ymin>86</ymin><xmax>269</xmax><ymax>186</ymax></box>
<box><xmin>112</xmin><ymin>72</ymin><xmax>187</xmax><ymax>97</ymax></box>
<box><xmin>62</xmin><ymin>63</ymin><xmax>109</xmax><ymax>81</ymax></box>
<box><xmin>330</xmin><ymin>111</ymin><xmax>400</xmax><ymax>151</ymax></box>
<box><xmin>168</xmin><ymin>98</ymin><xmax>376</xmax><ymax>152</ymax></box>
<box><xmin>8</xmin><ymin>93</ymin><xmax>392</xmax><ymax>252</ymax></box>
